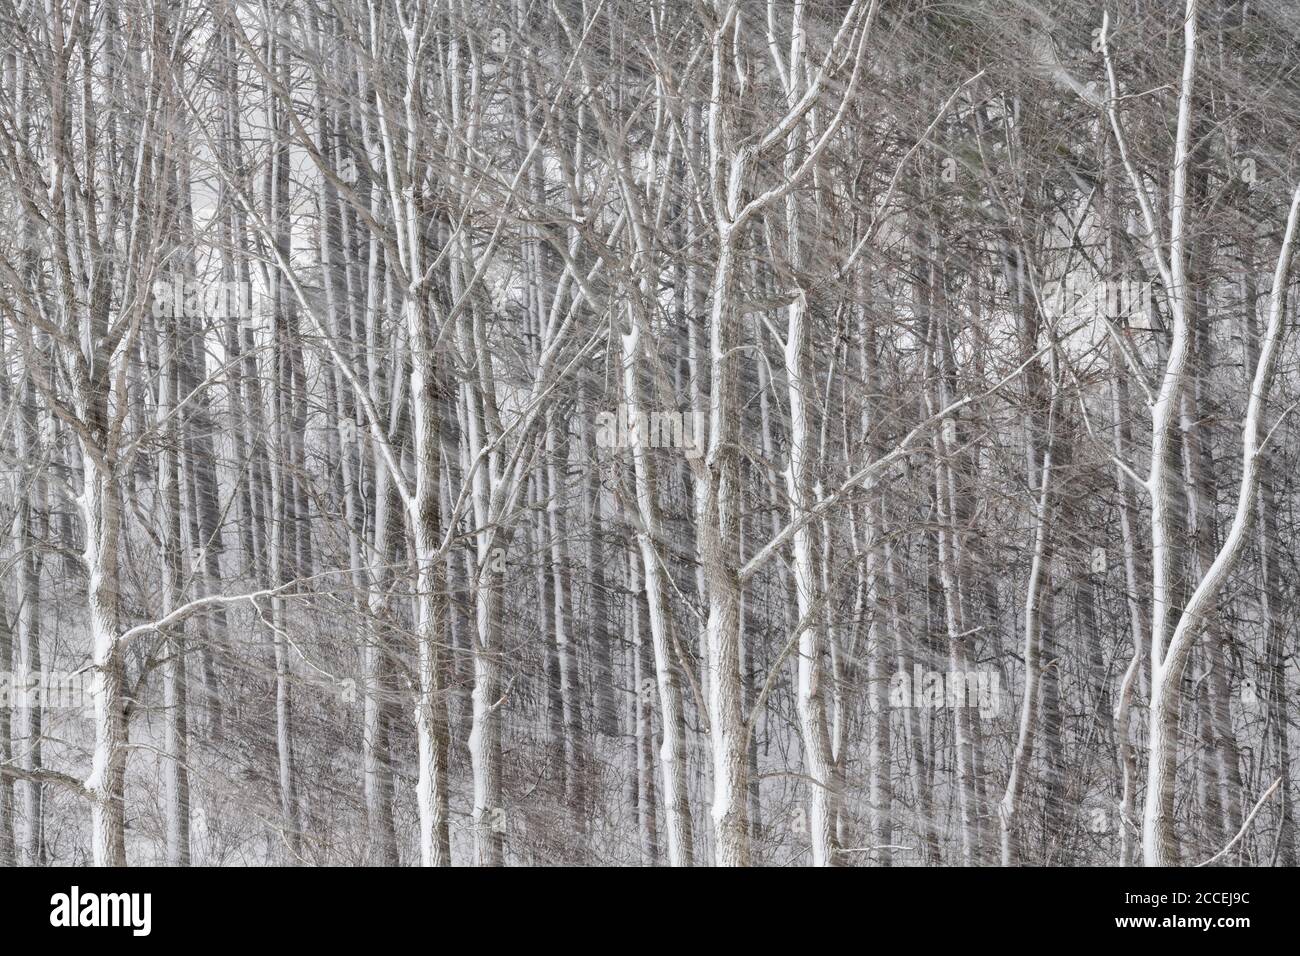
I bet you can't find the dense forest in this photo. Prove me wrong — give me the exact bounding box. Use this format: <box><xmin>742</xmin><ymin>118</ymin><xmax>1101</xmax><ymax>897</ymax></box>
<box><xmin>1</xmin><ymin>0</ymin><xmax>1299</xmax><ymax>867</ymax></box>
